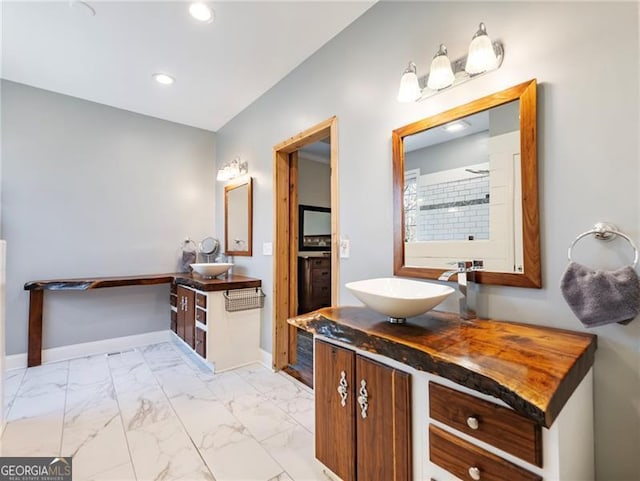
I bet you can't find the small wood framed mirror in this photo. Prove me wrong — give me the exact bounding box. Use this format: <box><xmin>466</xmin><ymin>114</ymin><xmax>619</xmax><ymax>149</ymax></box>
<box><xmin>224</xmin><ymin>177</ymin><xmax>253</xmax><ymax>256</ymax></box>
<box><xmin>392</xmin><ymin>79</ymin><xmax>540</xmax><ymax>288</ymax></box>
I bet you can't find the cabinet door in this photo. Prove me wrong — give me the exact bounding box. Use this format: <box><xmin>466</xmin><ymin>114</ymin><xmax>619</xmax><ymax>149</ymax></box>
<box><xmin>183</xmin><ymin>288</ymin><xmax>196</xmax><ymax>348</ymax></box>
<box><xmin>315</xmin><ymin>339</ymin><xmax>356</xmax><ymax>481</ymax></box>
<box><xmin>176</xmin><ymin>286</ymin><xmax>187</xmax><ymax>340</ymax></box>
<box><xmin>355</xmin><ymin>355</ymin><xmax>411</xmax><ymax>481</ymax></box>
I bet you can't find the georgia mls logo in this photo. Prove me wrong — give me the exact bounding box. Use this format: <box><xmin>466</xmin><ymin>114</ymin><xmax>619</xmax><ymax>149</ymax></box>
<box><xmin>0</xmin><ymin>457</ymin><xmax>72</xmax><ymax>481</ymax></box>
<box><xmin>48</xmin><ymin>458</ymin><xmax>71</xmax><ymax>476</ymax></box>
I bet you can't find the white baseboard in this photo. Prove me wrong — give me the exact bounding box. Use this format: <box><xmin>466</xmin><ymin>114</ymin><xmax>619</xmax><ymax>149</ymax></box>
<box><xmin>259</xmin><ymin>348</ymin><xmax>273</xmax><ymax>371</ymax></box>
<box><xmin>5</xmin><ymin>330</ymin><xmax>174</xmax><ymax>370</ymax></box>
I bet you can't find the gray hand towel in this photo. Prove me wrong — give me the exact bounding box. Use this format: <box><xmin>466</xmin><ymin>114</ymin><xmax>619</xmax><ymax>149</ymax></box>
<box><xmin>560</xmin><ymin>262</ymin><xmax>640</xmax><ymax>327</ymax></box>
<box><xmin>181</xmin><ymin>250</ymin><xmax>196</xmax><ymax>272</ymax></box>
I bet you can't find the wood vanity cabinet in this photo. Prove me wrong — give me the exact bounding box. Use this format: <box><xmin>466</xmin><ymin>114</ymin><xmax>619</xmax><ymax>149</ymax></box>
<box><xmin>298</xmin><ymin>256</ymin><xmax>331</xmax><ymax>314</ymax></box>
<box><xmin>171</xmin><ymin>277</ymin><xmax>263</xmax><ymax>371</ymax></box>
<box><xmin>176</xmin><ymin>286</ymin><xmax>195</xmax><ymax>348</ymax></box>
<box><xmin>291</xmin><ymin>307</ymin><xmax>597</xmax><ymax>481</ymax></box>
<box><xmin>315</xmin><ymin>339</ymin><xmax>411</xmax><ymax>481</ymax></box>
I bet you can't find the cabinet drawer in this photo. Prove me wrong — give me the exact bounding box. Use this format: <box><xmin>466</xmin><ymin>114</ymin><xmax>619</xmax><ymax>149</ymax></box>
<box><xmin>312</xmin><ymin>283</ymin><xmax>331</xmax><ymax>297</ymax></box>
<box><xmin>312</xmin><ymin>268</ymin><xmax>331</xmax><ymax>281</ymax></box>
<box><xmin>170</xmin><ymin>282</ymin><xmax>177</xmax><ymax>294</ymax></box>
<box><xmin>196</xmin><ymin>293</ymin><xmax>207</xmax><ymax>309</ymax></box>
<box><xmin>429</xmin><ymin>425</ymin><xmax>541</xmax><ymax>481</ymax></box>
<box><xmin>195</xmin><ymin>328</ymin><xmax>206</xmax><ymax>358</ymax></box>
<box><xmin>195</xmin><ymin>308</ymin><xmax>207</xmax><ymax>325</ymax></box>
<box><xmin>429</xmin><ymin>382</ymin><xmax>542</xmax><ymax>467</ymax></box>
<box><xmin>170</xmin><ymin>310</ymin><xmax>177</xmax><ymax>333</ymax></box>
<box><xmin>170</xmin><ymin>294</ymin><xmax>177</xmax><ymax>307</ymax></box>
<box><xmin>310</xmin><ymin>258</ymin><xmax>330</xmax><ymax>268</ymax></box>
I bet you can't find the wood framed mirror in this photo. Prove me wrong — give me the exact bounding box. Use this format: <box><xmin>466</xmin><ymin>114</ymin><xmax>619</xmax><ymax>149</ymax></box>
<box><xmin>224</xmin><ymin>177</ymin><xmax>253</xmax><ymax>256</ymax></box>
<box><xmin>392</xmin><ymin>79</ymin><xmax>540</xmax><ymax>288</ymax></box>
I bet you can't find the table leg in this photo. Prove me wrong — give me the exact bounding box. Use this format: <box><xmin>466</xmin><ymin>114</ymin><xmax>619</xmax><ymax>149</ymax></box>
<box><xmin>28</xmin><ymin>290</ymin><xmax>43</xmax><ymax>367</ymax></box>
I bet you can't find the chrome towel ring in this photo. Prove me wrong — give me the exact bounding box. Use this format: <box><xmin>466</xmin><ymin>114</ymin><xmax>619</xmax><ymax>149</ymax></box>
<box><xmin>568</xmin><ymin>222</ymin><xmax>639</xmax><ymax>267</ymax></box>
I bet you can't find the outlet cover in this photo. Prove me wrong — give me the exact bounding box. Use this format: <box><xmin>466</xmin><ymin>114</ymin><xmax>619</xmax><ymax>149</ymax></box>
<box><xmin>263</xmin><ymin>242</ymin><xmax>273</xmax><ymax>256</ymax></box>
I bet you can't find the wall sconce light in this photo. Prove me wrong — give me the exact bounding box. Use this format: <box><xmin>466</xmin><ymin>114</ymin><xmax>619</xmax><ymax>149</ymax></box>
<box><xmin>216</xmin><ymin>157</ymin><xmax>248</xmax><ymax>181</ymax></box>
<box><xmin>397</xmin><ymin>22</ymin><xmax>504</xmax><ymax>103</ymax></box>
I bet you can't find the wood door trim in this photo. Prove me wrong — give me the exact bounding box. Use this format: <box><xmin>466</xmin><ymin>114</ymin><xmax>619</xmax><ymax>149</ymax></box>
<box><xmin>273</xmin><ymin>116</ymin><xmax>339</xmax><ymax>370</ymax></box>
<box><xmin>288</xmin><ymin>151</ymin><xmax>299</xmax><ymax>364</ymax></box>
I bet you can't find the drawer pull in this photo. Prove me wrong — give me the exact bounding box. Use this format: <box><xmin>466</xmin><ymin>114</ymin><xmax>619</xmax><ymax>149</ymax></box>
<box><xmin>468</xmin><ymin>466</ymin><xmax>481</xmax><ymax>480</ymax></box>
<box><xmin>466</xmin><ymin>416</ymin><xmax>480</xmax><ymax>430</ymax></box>
<box><xmin>337</xmin><ymin>371</ymin><xmax>348</xmax><ymax>407</ymax></box>
<box><xmin>357</xmin><ymin>379</ymin><xmax>369</xmax><ymax>419</ymax></box>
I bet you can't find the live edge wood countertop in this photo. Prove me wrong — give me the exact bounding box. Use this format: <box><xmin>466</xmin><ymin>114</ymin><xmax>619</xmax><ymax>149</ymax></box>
<box><xmin>288</xmin><ymin>306</ymin><xmax>596</xmax><ymax>428</ymax></box>
<box><xmin>24</xmin><ymin>273</ymin><xmax>261</xmax><ymax>292</ymax></box>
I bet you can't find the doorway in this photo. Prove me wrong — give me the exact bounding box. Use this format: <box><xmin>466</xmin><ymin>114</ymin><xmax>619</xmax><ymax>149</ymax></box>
<box><xmin>272</xmin><ymin>117</ymin><xmax>338</xmax><ymax>388</ymax></box>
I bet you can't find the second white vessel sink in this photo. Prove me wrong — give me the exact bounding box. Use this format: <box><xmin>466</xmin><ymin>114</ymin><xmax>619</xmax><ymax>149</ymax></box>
<box><xmin>190</xmin><ymin>263</ymin><xmax>233</xmax><ymax>279</ymax></box>
<box><xmin>345</xmin><ymin>277</ymin><xmax>454</xmax><ymax>323</ymax></box>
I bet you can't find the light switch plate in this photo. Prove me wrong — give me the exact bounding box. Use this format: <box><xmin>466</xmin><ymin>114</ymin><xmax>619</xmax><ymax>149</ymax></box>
<box><xmin>263</xmin><ymin>242</ymin><xmax>273</xmax><ymax>256</ymax></box>
<box><xmin>339</xmin><ymin>239</ymin><xmax>350</xmax><ymax>258</ymax></box>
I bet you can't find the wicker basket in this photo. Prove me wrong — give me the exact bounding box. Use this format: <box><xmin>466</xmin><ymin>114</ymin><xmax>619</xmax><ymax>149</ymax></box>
<box><xmin>223</xmin><ymin>288</ymin><xmax>265</xmax><ymax>312</ymax></box>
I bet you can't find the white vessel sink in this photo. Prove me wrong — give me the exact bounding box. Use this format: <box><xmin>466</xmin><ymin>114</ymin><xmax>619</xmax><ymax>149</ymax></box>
<box><xmin>190</xmin><ymin>263</ymin><xmax>233</xmax><ymax>278</ymax></box>
<box><xmin>345</xmin><ymin>277</ymin><xmax>455</xmax><ymax>323</ymax></box>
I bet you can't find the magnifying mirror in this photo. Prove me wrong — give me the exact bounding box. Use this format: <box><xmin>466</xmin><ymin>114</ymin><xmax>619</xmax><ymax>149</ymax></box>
<box><xmin>199</xmin><ymin>237</ymin><xmax>220</xmax><ymax>262</ymax></box>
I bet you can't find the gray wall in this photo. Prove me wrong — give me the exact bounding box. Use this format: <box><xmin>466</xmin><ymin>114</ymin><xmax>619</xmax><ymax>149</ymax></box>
<box><xmin>298</xmin><ymin>156</ymin><xmax>330</xmax><ymax>208</ymax></box>
<box><xmin>404</xmin><ymin>131</ymin><xmax>489</xmax><ymax>174</ymax></box>
<box><xmin>214</xmin><ymin>3</ymin><xmax>639</xmax><ymax>479</ymax></box>
<box><xmin>2</xmin><ymin>81</ymin><xmax>216</xmax><ymax>356</ymax></box>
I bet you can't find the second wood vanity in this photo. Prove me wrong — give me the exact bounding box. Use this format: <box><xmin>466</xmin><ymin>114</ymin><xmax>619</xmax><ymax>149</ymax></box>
<box><xmin>289</xmin><ymin>307</ymin><xmax>596</xmax><ymax>481</ymax></box>
<box><xmin>170</xmin><ymin>273</ymin><xmax>263</xmax><ymax>371</ymax></box>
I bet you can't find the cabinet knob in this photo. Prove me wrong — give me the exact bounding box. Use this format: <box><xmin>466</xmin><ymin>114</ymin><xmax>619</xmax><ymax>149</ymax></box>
<box><xmin>466</xmin><ymin>416</ymin><xmax>480</xmax><ymax>430</ymax></box>
<box><xmin>468</xmin><ymin>466</ymin><xmax>481</xmax><ymax>480</ymax></box>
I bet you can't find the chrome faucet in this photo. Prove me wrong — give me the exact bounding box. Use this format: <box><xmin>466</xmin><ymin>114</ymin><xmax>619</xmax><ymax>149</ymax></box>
<box><xmin>438</xmin><ymin>260</ymin><xmax>483</xmax><ymax>320</ymax></box>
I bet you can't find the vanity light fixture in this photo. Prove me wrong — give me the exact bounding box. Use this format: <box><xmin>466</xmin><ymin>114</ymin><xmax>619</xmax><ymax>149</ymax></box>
<box><xmin>466</xmin><ymin>23</ymin><xmax>498</xmax><ymax>74</ymax></box>
<box><xmin>397</xmin><ymin>62</ymin><xmax>421</xmax><ymax>102</ymax></box>
<box><xmin>426</xmin><ymin>45</ymin><xmax>455</xmax><ymax>91</ymax></box>
<box><xmin>396</xmin><ymin>21</ymin><xmax>504</xmax><ymax>102</ymax></box>
<box><xmin>189</xmin><ymin>2</ymin><xmax>215</xmax><ymax>23</ymax></box>
<box><xmin>153</xmin><ymin>73</ymin><xmax>175</xmax><ymax>85</ymax></box>
<box><xmin>216</xmin><ymin>157</ymin><xmax>248</xmax><ymax>182</ymax></box>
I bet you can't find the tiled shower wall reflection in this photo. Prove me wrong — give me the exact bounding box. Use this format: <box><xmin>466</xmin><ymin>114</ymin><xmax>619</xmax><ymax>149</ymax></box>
<box><xmin>417</xmin><ymin>176</ymin><xmax>489</xmax><ymax>241</ymax></box>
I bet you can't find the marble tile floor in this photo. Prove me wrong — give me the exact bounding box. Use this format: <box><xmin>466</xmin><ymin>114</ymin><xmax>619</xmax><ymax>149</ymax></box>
<box><xmin>1</xmin><ymin>341</ymin><xmax>329</xmax><ymax>481</ymax></box>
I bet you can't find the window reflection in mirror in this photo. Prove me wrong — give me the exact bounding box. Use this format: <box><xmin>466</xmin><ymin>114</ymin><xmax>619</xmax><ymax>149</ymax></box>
<box><xmin>403</xmin><ymin>100</ymin><xmax>522</xmax><ymax>273</ymax></box>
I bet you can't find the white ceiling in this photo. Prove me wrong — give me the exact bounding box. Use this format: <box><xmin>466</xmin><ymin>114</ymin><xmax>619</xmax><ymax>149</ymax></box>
<box><xmin>404</xmin><ymin>110</ymin><xmax>490</xmax><ymax>152</ymax></box>
<box><xmin>2</xmin><ymin>1</ymin><xmax>374</xmax><ymax>131</ymax></box>
<box><xmin>299</xmin><ymin>137</ymin><xmax>330</xmax><ymax>164</ymax></box>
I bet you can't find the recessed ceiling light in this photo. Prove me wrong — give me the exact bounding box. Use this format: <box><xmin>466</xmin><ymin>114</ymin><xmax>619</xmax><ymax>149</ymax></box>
<box><xmin>69</xmin><ymin>1</ymin><xmax>96</xmax><ymax>17</ymax></box>
<box><xmin>443</xmin><ymin>120</ymin><xmax>470</xmax><ymax>133</ymax></box>
<box><xmin>189</xmin><ymin>3</ymin><xmax>214</xmax><ymax>23</ymax></box>
<box><xmin>153</xmin><ymin>73</ymin><xmax>175</xmax><ymax>85</ymax></box>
